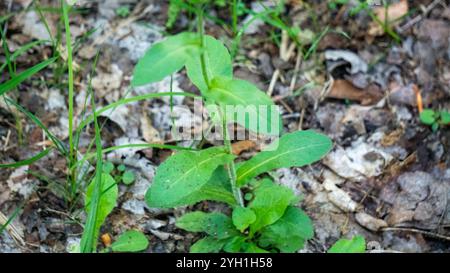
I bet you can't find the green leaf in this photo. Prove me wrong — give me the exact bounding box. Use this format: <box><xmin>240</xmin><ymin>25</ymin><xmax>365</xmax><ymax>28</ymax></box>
<box><xmin>259</xmin><ymin>206</ymin><xmax>313</xmax><ymax>253</ymax></box>
<box><xmin>248</xmin><ymin>179</ymin><xmax>296</xmax><ymax>234</ymax></box>
<box><xmin>0</xmin><ymin>148</ymin><xmax>52</xmax><ymax>168</ymax></box>
<box><xmin>117</xmin><ymin>164</ymin><xmax>126</xmax><ymax>172</ymax></box>
<box><xmin>439</xmin><ymin>111</ymin><xmax>450</xmax><ymax>125</ymax></box>
<box><xmin>0</xmin><ymin>56</ymin><xmax>57</xmax><ymax>96</ymax></box>
<box><xmin>242</xmin><ymin>242</ymin><xmax>270</xmax><ymax>253</ymax></box>
<box><xmin>122</xmin><ymin>170</ymin><xmax>135</xmax><ymax>185</ymax></box>
<box><xmin>102</xmin><ymin>161</ymin><xmax>114</xmax><ymax>174</ymax></box>
<box><xmin>110</xmin><ymin>230</ymin><xmax>149</xmax><ymax>252</ymax></box>
<box><xmin>328</xmin><ymin>235</ymin><xmax>366</xmax><ymax>253</ymax></box>
<box><xmin>190</xmin><ymin>236</ymin><xmax>227</xmax><ymax>253</ymax></box>
<box><xmin>232</xmin><ymin>207</ymin><xmax>256</xmax><ymax>232</ymax></box>
<box><xmin>84</xmin><ymin>173</ymin><xmax>118</xmax><ymax>248</ymax></box>
<box><xmin>237</xmin><ymin>130</ymin><xmax>332</xmax><ymax>186</ymax></box>
<box><xmin>186</xmin><ymin>35</ymin><xmax>232</xmax><ymax>93</ymax></box>
<box><xmin>208</xmin><ymin>76</ymin><xmax>281</xmax><ymax>136</ymax></box>
<box><xmin>176</xmin><ymin>211</ymin><xmax>238</xmax><ymax>239</ymax></box>
<box><xmin>223</xmin><ymin>236</ymin><xmax>247</xmax><ymax>253</ymax></box>
<box><xmin>182</xmin><ymin>166</ymin><xmax>237</xmax><ymax>206</ymax></box>
<box><xmin>145</xmin><ymin>146</ymin><xmax>235</xmax><ymax>208</ymax></box>
<box><xmin>131</xmin><ymin>32</ymin><xmax>201</xmax><ymax>86</ymax></box>
<box><xmin>420</xmin><ymin>109</ymin><xmax>436</xmax><ymax>125</ymax></box>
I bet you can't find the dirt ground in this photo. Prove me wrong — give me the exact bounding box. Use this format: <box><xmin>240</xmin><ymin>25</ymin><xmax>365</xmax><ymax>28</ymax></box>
<box><xmin>0</xmin><ymin>0</ymin><xmax>449</xmax><ymax>253</ymax></box>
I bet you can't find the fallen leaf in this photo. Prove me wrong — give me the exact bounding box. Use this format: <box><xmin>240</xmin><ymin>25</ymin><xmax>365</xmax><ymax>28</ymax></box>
<box><xmin>369</xmin><ymin>0</ymin><xmax>409</xmax><ymax>36</ymax></box>
<box><xmin>374</xmin><ymin>0</ymin><xmax>409</xmax><ymax>23</ymax></box>
<box><xmin>231</xmin><ymin>140</ymin><xmax>256</xmax><ymax>155</ymax></box>
<box><xmin>101</xmin><ymin>233</ymin><xmax>112</xmax><ymax>247</ymax></box>
<box><xmin>327</xmin><ymin>79</ymin><xmax>383</xmax><ymax>105</ymax></box>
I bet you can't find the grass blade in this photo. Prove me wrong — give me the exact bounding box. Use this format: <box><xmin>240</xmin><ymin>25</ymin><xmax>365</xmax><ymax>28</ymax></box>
<box><xmin>5</xmin><ymin>97</ymin><xmax>67</xmax><ymax>155</ymax></box>
<box><xmin>0</xmin><ymin>148</ymin><xmax>53</xmax><ymax>168</ymax></box>
<box><xmin>0</xmin><ymin>57</ymin><xmax>57</xmax><ymax>96</ymax></box>
<box><xmin>77</xmin><ymin>92</ymin><xmax>199</xmax><ymax>131</ymax></box>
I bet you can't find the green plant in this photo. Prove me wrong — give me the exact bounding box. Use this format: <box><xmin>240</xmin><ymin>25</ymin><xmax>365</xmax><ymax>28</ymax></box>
<box><xmin>420</xmin><ymin>109</ymin><xmax>450</xmax><ymax>132</ymax></box>
<box><xmin>328</xmin><ymin>0</ymin><xmax>401</xmax><ymax>42</ymax></box>
<box><xmin>166</xmin><ymin>0</ymin><xmax>226</xmax><ymax>29</ymax></box>
<box><xmin>115</xmin><ymin>6</ymin><xmax>131</xmax><ymax>18</ymax></box>
<box><xmin>103</xmin><ymin>162</ymin><xmax>136</xmax><ymax>185</ymax></box>
<box><xmin>328</xmin><ymin>235</ymin><xmax>366</xmax><ymax>253</ymax></box>
<box><xmin>0</xmin><ymin>0</ymin><xmax>197</xmax><ymax>252</ymax></box>
<box><xmin>132</xmin><ymin>4</ymin><xmax>332</xmax><ymax>253</ymax></box>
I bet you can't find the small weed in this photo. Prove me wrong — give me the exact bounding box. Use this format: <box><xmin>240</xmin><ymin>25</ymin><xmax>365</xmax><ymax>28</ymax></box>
<box><xmin>132</xmin><ymin>3</ymin><xmax>333</xmax><ymax>253</ymax></box>
<box><xmin>420</xmin><ymin>109</ymin><xmax>450</xmax><ymax>132</ymax></box>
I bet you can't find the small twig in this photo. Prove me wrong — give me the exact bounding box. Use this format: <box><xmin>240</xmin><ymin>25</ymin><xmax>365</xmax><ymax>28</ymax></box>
<box><xmin>314</xmin><ymin>77</ymin><xmax>334</xmax><ymax>111</ymax></box>
<box><xmin>382</xmin><ymin>227</ymin><xmax>450</xmax><ymax>242</ymax></box>
<box><xmin>413</xmin><ymin>84</ymin><xmax>423</xmax><ymax>113</ymax></box>
<box><xmin>267</xmin><ymin>31</ymin><xmax>296</xmax><ymax>96</ymax></box>
<box><xmin>398</xmin><ymin>0</ymin><xmax>444</xmax><ymax>32</ymax></box>
<box><xmin>289</xmin><ymin>47</ymin><xmax>303</xmax><ymax>93</ymax></box>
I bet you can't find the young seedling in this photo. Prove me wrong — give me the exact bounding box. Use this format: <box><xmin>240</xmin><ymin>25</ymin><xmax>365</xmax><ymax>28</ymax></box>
<box><xmin>116</xmin><ymin>6</ymin><xmax>131</xmax><ymax>18</ymax></box>
<box><xmin>103</xmin><ymin>162</ymin><xmax>136</xmax><ymax>185</ymax></box>
<box><xmin>420</xmin><ymin>109</ymin><xmax>450</xmax><ymax>132</ymax></box>
<box><xmin>132</xmin><ymin>4</ymin><xmax>333</xmax><ymax>253</ymax></box>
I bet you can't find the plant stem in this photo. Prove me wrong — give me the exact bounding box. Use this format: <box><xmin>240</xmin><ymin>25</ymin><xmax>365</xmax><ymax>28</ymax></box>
<box><xmin>196</xmin><ymin>5</ymin><xmax>244</xmax><ymax>207</ymax></box>
<box><xmin>232</xmin><ymin>0</ymin><xmax>239</xmax><ymax>36</ymax></box>
<box><xmin>197</xmin><ymin>7</ymin><xmax>209</xmax><ymax>85</ymax></box>
<box><xmin>62</xmin><ymin>0</ymin><xmax>76</xmax><ymax>200</ymax></box>
<box><xmin>221</xmin><ymin>110</ymin><xmax>244</xmax><ymax>207</ymax></box>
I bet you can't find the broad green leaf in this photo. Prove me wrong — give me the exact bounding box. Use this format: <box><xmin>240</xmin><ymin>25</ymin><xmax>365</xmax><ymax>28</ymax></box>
<box><xmin>420</xmin><ymin>109</ymin><xmax>436</xmax><ymax>125</ymax></box>
<box><xmin>176</xmin><ymin>211</ymin><xmax>238</xmax><ymax>239</ymax></box>
<box><xmin>190</xmin><ymin>236</ymin><xmax>227</xmax><ymax>253</ymax></box>
<box><xmin>208</xmin><ymin>76</ymin><xmax>281</xmax><ymax>136</ymax></box>
<box><xmin>0</xmin><ymin>56</ymin><xmax>57</xmax><ymax>96</ymax></box>
<box><xmin>111</xmin><ymin>231</ymin><xmax>149</xmax><ymax>252</ymax></box>
<box><xmin>84</xmin><ymin>173</ymin><xmax>118</xmax><ymax>246</ymax></box>
<box><xmin>131</xmin><ymin>32</ymin><xmax>201</xmax><ymax>86</ymax></box>
<box><xmin>242</xmin><ymin>242</ymin><xmax>270</xmax><ymax>253</ymax></box>
<box><xmin>328</xmin><ymin>235</ymin><xmax>366</xmax><ymax>253</ymax></box>
<box><xmin>237</xmin><ymin>130</ymin><xmax>332</xmax><ymax>186</ymax></box>
<box><xmin>259</xmin><ymin>206</ymin><xmax>313</xmax><ymax>253</ymax></box>
<box><xmin>232</xmin><ymin>207</ymin><xmax>256</xmax><ymax>232</ymax></box>
<box><xmin>145</xmin><ymin>146</ymin><xmax>235</xmax><ymax>208</ymax></box>
<box><xmin>186</xmin><ymin>35</ymin><xmax>232</xmax><ymax>93</ymax></box>
<box><xmin>182</xmin><ymin>166</ymin><xmax>237</xmax><ymax>206</ymax></box>
<box><xmin>248</xmin><ymin>179</ymin><xmax>296</xmax><ymax>234</ymax></box>
<box><xmin>223</xmin><ymin>236</ymin><xmax>247</xmax><ymax>253</ymax></box>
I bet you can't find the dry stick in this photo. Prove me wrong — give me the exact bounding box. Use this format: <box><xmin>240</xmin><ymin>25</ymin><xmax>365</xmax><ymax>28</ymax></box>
<box><xmin>0</xmin><ymin>211</ymin><xmax>25</xmax><ymax>246</ymax></box>
<box><xmin>398</xmin><ymin>0</ymin><xmax>444</xmax><ymax>32</ymax></box>
<box><xmin>267</xmin><ymin>31</ymin><xmax>296</xmax><ymax>97</ymax></box>
<box><xmin>382</xmin><ymin>227</ymin><xmax>450</xmax><ymax>242</ymax></box>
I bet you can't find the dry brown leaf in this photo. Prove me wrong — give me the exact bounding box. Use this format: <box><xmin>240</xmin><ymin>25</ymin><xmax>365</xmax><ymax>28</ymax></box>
<box><xmin>327</xmin><ymin>79</ymin><xmax>383</xmax><ymax>105</ymax></box>
<box><xmin>381</xmin><ymin>127</ymin><xmax>405</xmax><ymax>147</ymax></box>
<box><xmin>140</xmin><ymin>114</ymin><xmax>162</xmax><ymax>143</ymax></box>
<box><xmin>231</xmin><ymin>140</ymin><xmax>256</xmax><ymax>155</ymax></box>
<box><xmin>101</xmin><ymin>233</ymin><xmax>112</xmax><ymax>247</ymax></box>
<box><xmin>369</xmin><ymin>0</ymin><xmax>409</xmax><ymax>36</ymax></box>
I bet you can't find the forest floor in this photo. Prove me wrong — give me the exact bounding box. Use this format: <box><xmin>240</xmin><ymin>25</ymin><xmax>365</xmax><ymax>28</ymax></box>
<box><xmin>0</xmin><ymin>0</ymin><xmax>450</xmax><ymax>253</ymax></box>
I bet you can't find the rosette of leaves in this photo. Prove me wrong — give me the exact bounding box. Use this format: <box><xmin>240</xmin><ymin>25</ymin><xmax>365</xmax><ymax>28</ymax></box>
<box><xmin>132</xmin><ymin>30</ymin><xmax>333</xmax><ymax>253</ymax></box>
